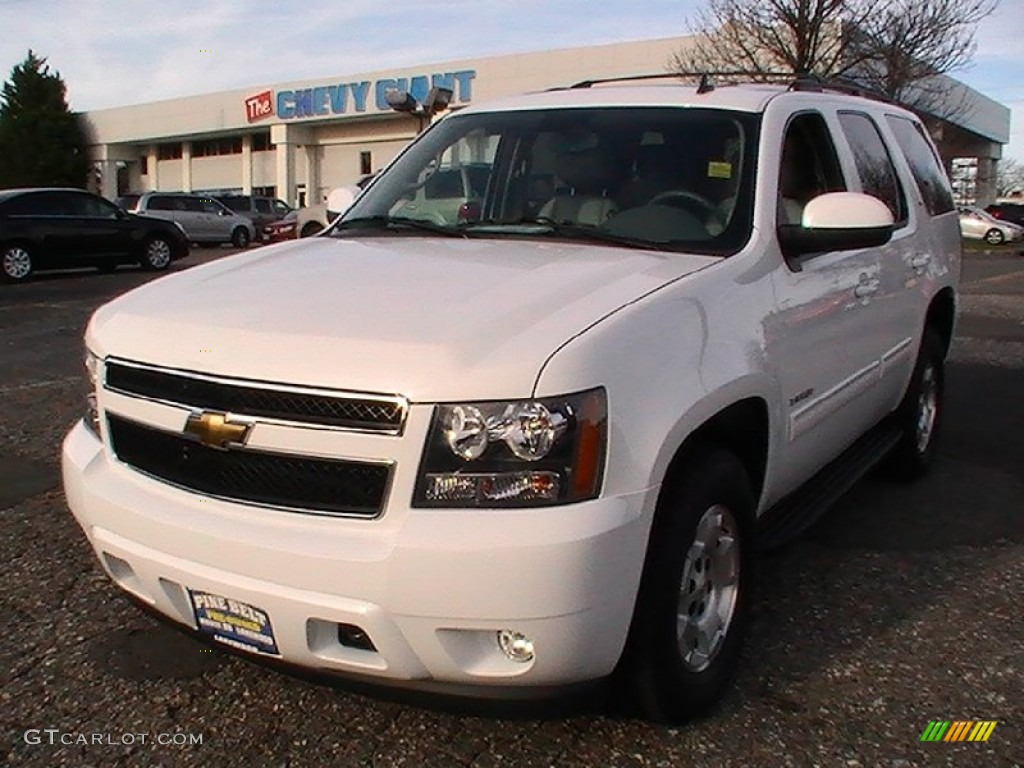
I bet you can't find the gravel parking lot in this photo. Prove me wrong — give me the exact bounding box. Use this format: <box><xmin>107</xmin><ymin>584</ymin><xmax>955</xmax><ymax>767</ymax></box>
<box><xmin>2</xmin><ymin>246</ymin><xmax>1022</xmax><ymax>767</ymax></box>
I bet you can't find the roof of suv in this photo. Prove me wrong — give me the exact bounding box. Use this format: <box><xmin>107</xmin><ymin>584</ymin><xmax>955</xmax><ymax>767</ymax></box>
<box><xmin>453</xmin><ymin>81</ymin><xmax>900</xmax><ymax>117</ymax></box>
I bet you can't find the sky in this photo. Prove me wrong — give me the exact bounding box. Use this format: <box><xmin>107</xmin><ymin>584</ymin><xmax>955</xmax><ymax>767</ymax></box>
<box><xmin>0</xmin><ymin>0</ymin><xmax>1022</xmax><ymax>161</ymax></box>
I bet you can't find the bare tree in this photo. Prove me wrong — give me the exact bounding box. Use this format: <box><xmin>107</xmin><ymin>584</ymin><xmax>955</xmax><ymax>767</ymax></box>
<box><xmin>995</xmin><ymin>158</ymin><xmax>1024</xmax><ymax>198</ymax></box>
<box><xmin>676</xmin><ymin>0</ymin><xmax>997</xmax><ymax>115</ymax></box>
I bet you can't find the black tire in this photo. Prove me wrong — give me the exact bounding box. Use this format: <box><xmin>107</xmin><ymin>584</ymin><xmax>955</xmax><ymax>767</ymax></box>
<box><xmin>141</xmin><ymin>236</ymin><xmax>173</xmax><ymax>271</ymax></box>
<box><xmin>615</xmin><ymin>448</ymin><xmax>754</xmax><ymax>723</ymax></box>
<box><xmin>231</xmin><ymin>227</ymin><xmax>250</xmax><ymax>248</ymax></box>
<box><xmin>881</xmin><ymin>329</ymin><xmax>945</xmax><ymax>480</ymax></box>
<box><xmin>1</xmin><ymin>243</ymin><xmax>34</xmax><ymax>283</ymax></box>
<box><xmin>300</xmin><ymin>222</ymin><xmax>323</xmax><ymax>238</ymax></box>
<box><xmin>983</xmin><ymin>228</ymin><xmax>1005</xmax><ymax>246</ymax></box>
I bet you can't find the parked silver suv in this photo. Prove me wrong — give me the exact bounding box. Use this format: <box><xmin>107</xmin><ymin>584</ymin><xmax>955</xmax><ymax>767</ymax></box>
<box><xmin>121</xmin><ymin>193</ymin><xmax>255</xmax><ymax>247</ymax></box>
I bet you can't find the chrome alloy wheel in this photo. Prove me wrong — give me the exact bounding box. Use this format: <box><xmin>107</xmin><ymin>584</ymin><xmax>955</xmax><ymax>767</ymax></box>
<box><xmin>915</xmin><ymin>363</ymin><xmax>939</xmax><ymax>453</ymax></box>
<box><xmin>3</xmin><ymin>247</ymin><xmax>32</xmax><ymax>280</ymax></box>
<box><xmin>677</xmin><ymin>504</ymin><xmax>740</xmax><ymax>673</ymax></box>
<box><xmin>146</xmin><ymin>239</ymin><xmax>172</xmax><ymax>268</ymax></box>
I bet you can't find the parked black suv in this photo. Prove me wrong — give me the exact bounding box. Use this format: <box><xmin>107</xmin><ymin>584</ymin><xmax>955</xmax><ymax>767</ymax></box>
<box><xmin>0</xmin><ymin>188</ymin><xmax>190</xmax><ymax>283</ymax></box>
<box><xmin>984</xmin><ymin>201</ymin><xmax>1024</xmax><ymax>227</ymax></box>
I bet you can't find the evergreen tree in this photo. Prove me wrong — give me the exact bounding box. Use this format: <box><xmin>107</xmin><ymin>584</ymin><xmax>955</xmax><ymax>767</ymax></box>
<box><xmin>0</xmin><ymin>50</ymin><xmax>90</xmax><ymax>188</ymax></box>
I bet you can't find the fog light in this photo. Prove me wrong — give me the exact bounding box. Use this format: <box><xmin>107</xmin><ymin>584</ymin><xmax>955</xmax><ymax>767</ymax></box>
<box><xmin>497</xmin><ymin>630</ymin><xmax>535</xmax><ymax>663</ymax></box>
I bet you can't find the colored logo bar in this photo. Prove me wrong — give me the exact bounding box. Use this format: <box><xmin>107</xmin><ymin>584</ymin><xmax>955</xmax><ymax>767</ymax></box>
<box><xmin>920</xmin><ymin>721</ymin><xmax>998</xmax><ymax>742</ymax></box>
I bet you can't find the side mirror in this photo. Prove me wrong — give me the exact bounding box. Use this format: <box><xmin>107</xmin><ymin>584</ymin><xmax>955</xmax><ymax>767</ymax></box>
<box><xmin>778</xmin><ymin>192</ymin><xmax>894</xmax><ymax>267</ymax></box>
<box><xmin>325</xmin><ymin>186</ymin><xmax>358</xmax><ymax>220</ymax></box>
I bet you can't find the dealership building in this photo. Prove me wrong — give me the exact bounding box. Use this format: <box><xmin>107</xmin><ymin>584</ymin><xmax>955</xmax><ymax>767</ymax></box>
<box><xmin>82</xmin><ymin>36</ymin><xmax>1012</xmax><ymax>208</ymax></box>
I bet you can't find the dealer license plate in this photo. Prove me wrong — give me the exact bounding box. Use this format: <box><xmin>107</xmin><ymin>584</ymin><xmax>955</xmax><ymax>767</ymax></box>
<box><xmin>188</xmin><ymin>589</ymin><xmax>279</xmax><ymax>656</ymax></box>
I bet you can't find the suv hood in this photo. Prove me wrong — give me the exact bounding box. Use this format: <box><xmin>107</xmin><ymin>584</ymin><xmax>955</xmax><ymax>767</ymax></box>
<box><xmin>88</xmin><ymin>236</ymin><xmax>715</xmax><ymax>401</ymax></box>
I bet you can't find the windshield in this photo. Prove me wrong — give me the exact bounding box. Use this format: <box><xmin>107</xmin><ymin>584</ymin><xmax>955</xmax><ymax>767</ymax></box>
<box><xmin>334</xmin><ymin>107</ymin><xmax>759</xmax><ymax>255</ymax></box>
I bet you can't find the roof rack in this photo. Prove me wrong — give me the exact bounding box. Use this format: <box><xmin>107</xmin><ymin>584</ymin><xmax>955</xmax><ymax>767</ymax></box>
<box><xmin>566</xmin><ymin>71</ymin><xmax>797</xmax><ymax>90</ymax></box>
<box><xmin>562</xmin><ymin>71</ymin><xmax>891</xmax><ymax>104</ymax></box>
<box><xmin>789</xmin><ymin>74</ymin><xmax>892</xmax><ymax>103</ymax></box>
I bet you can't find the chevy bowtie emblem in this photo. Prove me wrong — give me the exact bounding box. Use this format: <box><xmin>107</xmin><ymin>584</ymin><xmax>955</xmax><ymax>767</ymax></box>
<box><xmin>183</xmin><ymin>411</ymin><xmax>251</xmax><ymax>449</ymax></box>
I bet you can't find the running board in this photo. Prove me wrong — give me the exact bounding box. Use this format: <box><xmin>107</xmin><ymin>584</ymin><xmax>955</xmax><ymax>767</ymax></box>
<box><xmin>754</xmin><ymin>420</ymin><xmax>902</xmax><ymax>550</ymax></box>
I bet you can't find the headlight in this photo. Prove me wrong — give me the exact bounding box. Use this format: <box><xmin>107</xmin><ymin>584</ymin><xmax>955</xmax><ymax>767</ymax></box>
<box><xmin>84</xmin><ymin>349</ymin><xmax>101</xmax><ymax>438</ymax></box>
<box><xmin>413</xmin><ymin>388</ymin><xmax>607</xmax><ymax>507</ymax></box>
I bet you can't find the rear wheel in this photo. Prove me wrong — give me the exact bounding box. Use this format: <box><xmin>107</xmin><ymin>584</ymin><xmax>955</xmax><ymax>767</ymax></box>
<box><xmin>141</xmin><ymin>236</ymin><xmax>172</xmax><ymax>271</ymax></box>
<box><xmin>882</xmin><ymin>330</ymin><xmax>945</xmax><ymax>480</ymax></box>
<box><xmin>231</xmin><ymin>227</ymin><xmax>251</xmax><ymax>248</ymax></box>
<box><xmin>616</xmin><ymin>448</ymin><xmax>754</xmax><ymax>723</ymax></box>
<box><xmin>984</xmin><ymin>228</ymin><xmax>1005</xmax><ymax>245</ymax></box>
<box><xmin>1</xmin><ymin>243</ymin><xmax>34</xmax><ymax>283</ymax></box>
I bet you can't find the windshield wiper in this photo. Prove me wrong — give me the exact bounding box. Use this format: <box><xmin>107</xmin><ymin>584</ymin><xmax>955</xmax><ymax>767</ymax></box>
<box><xmin>466</xmin><ymin>218</ymin><xmax>673</xmax><ymax>251</ymax></box>
<box><xmin>332</xmin><ymin>215</ymin><xmax>468</xmax><ymax>237</ymax></box>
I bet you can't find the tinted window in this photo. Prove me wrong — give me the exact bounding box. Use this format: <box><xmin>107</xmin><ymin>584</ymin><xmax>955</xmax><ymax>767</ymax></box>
<box><xmin>424</xmin><ymin>170</ymin><xmax>465</xmax><ymax>199</ymax></box>
<box><xmin>1</xmin><ymin>192</ymin><xmax>59</xmax><ymax>215</ymax></box>
<box><xmin>254</xmin><ymin>198</ymin><xmax>273</xmax><ymax>213</ymax></box>
<box><xmin>116</xmin><ymin>195</ymin><xmax>140</xmax><ymax>211</ymax></box>
<box><xmin>885</xmin><ymin>116</ymin><xmax>955</xmax><ymax>215</ymax></box>
<box><xmin>777</xmin><ymin>112</ymin><xmax>846</xmax><ymax>225</ymax></box>
<box><xmin>199</xmin><ymin>198</ymin><xmax>226</xmax><ymax>214</ymax></box>
<box><xmin>220</xmin><ymin>197</ymin><xmax>249</xmax><ymax>212</ymax></box>
<box><xmin>838</xmin><ymin>112</ymin><xmax>906</xmax><ymax>222</ymax></box>
<box><xmin>182</xmin><ymin>197</ymin><xmax>207</xmax><ymax>213</ymax></box>
<box><xmin>147</xmin><ymin>195</ymin><xmax>177</xmax><ymax>211</ymax></box>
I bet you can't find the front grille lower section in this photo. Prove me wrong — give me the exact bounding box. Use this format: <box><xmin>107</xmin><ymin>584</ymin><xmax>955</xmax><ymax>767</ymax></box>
<box><xmin>104</xmin><ymin>360</ymin><xmax>405</xmax><ymax>433</ymax></box>
<box><xmin>107</xmin><ymin>414</ymin><xmax>391</xmax><ymax>517</ymax></box>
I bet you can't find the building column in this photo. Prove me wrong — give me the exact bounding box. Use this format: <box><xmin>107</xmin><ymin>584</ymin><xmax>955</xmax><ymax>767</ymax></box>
<box><xmin>271</xmin><ymin>124</ymin><xmax>311</xmax><ymax>207</ymax></box>
<box><xmin>147</xmin><ymin>145</ymin><xmax>160</xmax><ymax>190</ymax></box>
<box><xmin>241</xmin><ymin>134</ymin><xmax>253</xmax><ymax>194</ymax></box>
<box><xmin>305</xmin><ymin>145</ymin><xmax>321</xmax><ymax>205</ymax></box>
<box><xmin>97</xmin><ymin>159</ymin><xmax>119</xmax><ymax>200</ymax></box>
<box><xmin>181</xmin><ymin>142</ymin><xmax>192</xmax><ymax>192</ymax></box>
<box><xmin>975</xmin><ymin>156</ymin><xmax>999</xmax><ymax>207</ymax></box>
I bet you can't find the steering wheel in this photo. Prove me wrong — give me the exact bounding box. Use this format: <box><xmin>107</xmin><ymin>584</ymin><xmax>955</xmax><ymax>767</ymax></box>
<box><xmin>649</xmin><ymin>190</ymin><xmax>721</xmax><ymax>222</ymax></box>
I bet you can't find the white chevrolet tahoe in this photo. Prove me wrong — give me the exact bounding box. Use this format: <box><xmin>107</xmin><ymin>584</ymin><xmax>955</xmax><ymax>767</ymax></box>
<box><xmin>62</xmin><ymin>76</ymin><xmax>960</xmax><ymax>723</ymax></box>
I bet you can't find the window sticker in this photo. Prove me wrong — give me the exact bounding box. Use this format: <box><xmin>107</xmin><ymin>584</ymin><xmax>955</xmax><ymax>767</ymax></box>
<box><xmin>707</xmin><ymin>161</ymin><xmax>732</xmax><ymax>179</ymax></box>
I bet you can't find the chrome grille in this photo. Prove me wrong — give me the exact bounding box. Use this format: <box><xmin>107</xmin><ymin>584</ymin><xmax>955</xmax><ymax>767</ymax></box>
<box><xmin>104</xmin><ymin>359</ymin><xmax>406</xmax><ymax>433</ymax></box>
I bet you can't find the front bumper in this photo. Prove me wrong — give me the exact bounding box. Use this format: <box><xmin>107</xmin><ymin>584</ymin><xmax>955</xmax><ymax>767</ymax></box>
<box><xmin>62</xmin><ymin>421</ymin><xmax>653</xmax><ymax>694</ymax></box>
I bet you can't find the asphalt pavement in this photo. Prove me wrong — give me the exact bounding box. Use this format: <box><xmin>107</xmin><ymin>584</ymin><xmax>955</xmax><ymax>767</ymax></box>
<box><xmin>1</xmin><ymin>245</ymin><xmax>1021</xmax><ymax>767</ymax></box>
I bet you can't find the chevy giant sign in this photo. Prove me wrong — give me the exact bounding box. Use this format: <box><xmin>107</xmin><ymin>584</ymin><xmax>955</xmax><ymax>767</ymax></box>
<box><xmin>245</xmin><ymin>70</ymin><xmax>476</xmax><ymax>123</ymax></box>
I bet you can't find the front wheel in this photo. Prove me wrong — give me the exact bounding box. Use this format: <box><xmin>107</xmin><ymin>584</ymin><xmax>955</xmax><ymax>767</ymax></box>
<box><xmin>1</xmin><ymin>243</ymin><xmax>34</xmax><ymax>283</ymax></box>
<box><xmin>984</xmin><ymin>228</ymin><xmax>1005</xmax><ymax>245</ymax></box>
<box><xmin>231</xmin><ymin>227</ymin><xmax>251</xmax><ymax>248</ymax></box>
<box><xmin>882</xmin><ymin>330</ymin><xmax>945</xmax><ymax>480</ymax></box>
<box><xmin>300</xmin><ymin>222</ymin><xmax>323</xmax><ymax>238</ymax></box>
<box><xmin>616</xmin><ymin>448</ymin><xmax>754</xmax><ymax>723</ymax></box>
<box><xmin>141</xmin><ymin>236</ymin><xmax>172</xmax><ymax>271</ymax></box>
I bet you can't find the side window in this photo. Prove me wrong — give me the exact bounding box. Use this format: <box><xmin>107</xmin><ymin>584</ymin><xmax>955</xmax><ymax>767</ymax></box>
<box><xmin>254</xmin><ymin>198</ymin><xmax>273</xmax><ymax>214</ymax></box>
<box><xmin>148</xmin><ymin>196</ymin><xmax>175</xmax><ymax>211</ymax></box>
<box><xmin>273</xmin><ymin>200</ymin><xmax>291</xmax><ymax>215</ymax></box>
<box><xmin>777</xmin><ymin>113</ymin><xmax>846</xmax><ymax>226</ymax></box>
<box><xmin>202</xmin><ymin>199</ymin><xmax>227</xmax><ymax>214</ymax></box>
<box><xmin>885</xmin><ymin>116</ymin><xmax>955</xmax><ymax>215</ymax></box>
<box><xmin>78</xmin><ymin>194</ymin><xmax>120</xmax><ymax>218</ymax></box>
<box><xmin>837</xmin><ymin>112</ymin><xmax>906</xmax><ymax>224</ymax></box>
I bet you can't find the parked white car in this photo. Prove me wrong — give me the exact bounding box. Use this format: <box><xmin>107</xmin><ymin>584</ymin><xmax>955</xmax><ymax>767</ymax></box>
<box><xmin>63</xmin><ymin>76</ymin><xmax>960</xmax><ymax>723</ymax></box>
<box><xmin>958</xmin><ymin>205</ymin><xmax>1023</xmax><ymax>245</ymax></box>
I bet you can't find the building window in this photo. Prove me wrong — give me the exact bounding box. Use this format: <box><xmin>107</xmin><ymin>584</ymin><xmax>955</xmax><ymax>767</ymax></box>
<box><xmin>252</xmin><ymin>186</ymin><xmax>276</xmax><ymax>197</ymax></box>
<box><xmin>140</xmin><ymin>156</ymin><xmax>148</xmax><ymax>176</ymax></box>
<box><xmin>360</xmin><ymin>151</ymin><xmax>372</xmax><ymax>176</ymax></box>
<box><xmin>252</xmin><ymin>132</ymin><xmax>273</xmax><ymax>152</ymax></box>
<box><xmin>192</xmin><ymin>137</ymin><xmax>243</xmax><ymax>157</ymax></box>
<box><xmin>157</xmin><ymin>143</ymin><xmax>182</xmax><ymax>160</ymax></box>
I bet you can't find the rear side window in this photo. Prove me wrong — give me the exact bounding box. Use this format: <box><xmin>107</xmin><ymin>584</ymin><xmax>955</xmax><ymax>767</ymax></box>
<box><xmin>2</xmin><ymin>192</ymin><xmax>58</xmax><ymax>215</ymax></box>
<box><xmin>837</xmin><ymin>112</ymin><xmax>906</xmax><ymax>223</ymax></box>
<box><xmin>885</xmin><ymin>116</ymin><xmax>955</xmax><ymax>215</ymax></box>
<box><xmin>221</xmin><ymin>197</ymin><xmax>249</xmax><ymax>212</ymax></box>
<box><xmin>147</xmin><ymin>196</ymin><xmax>176</xmax><ymax>211</ymax></box>
<box><xmin>254</xmin><ymin>198</ymin><xmax>272</xmax><ymax>213</ymax></box>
